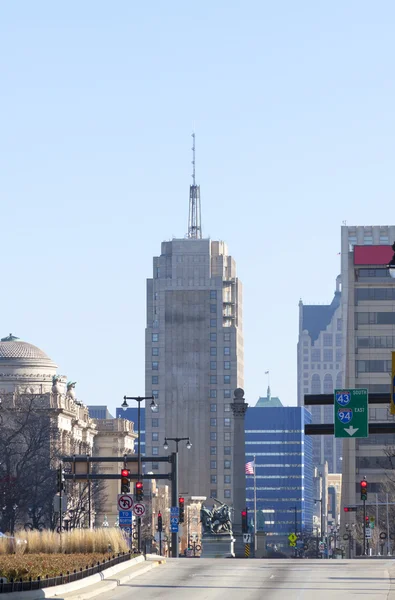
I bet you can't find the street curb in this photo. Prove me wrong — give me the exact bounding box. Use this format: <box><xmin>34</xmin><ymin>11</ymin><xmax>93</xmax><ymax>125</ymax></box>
<box><xmin>59</xmin><ymin>560</ymin><xmax>164</xmax><ymax>600</ymax></box>
<box><xmin>0</xmin><ymin>555</ymin><xmax>151</xmax><ymax>600</ymax></box>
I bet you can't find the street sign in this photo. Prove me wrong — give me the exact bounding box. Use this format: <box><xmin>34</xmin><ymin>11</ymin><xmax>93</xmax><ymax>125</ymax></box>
<box><xmin>334</xmin><ymin>389</ymin><xmax>368</xmax><ymax>438</ymax></box>
<box><xmin>243</xmin><ymin>533</ymin><xmax>252</xmax><ymax>543</ymax></box>
<box><xmin>133</xmin><ymin>503</ymin><xmax>146</xmax><ymax>517</ymax></box>
<box><xmin>170</xmin><ymin>517</ymin><xmax>179</xmax><ymax>533</ymax></box>
<box><xmin>117</xmin><ymin>494</ymin><xmax>134</xmax><ymax>511</ymax></box>
<box><xmin>53</xmin><ymin>494</ymin><xmax>68</xmax><ymax>512</ymax></box>
<box><xmin>380</xmin><ymin>532</ymin><xmax>387</xmax><ymax>539</ymax></box>
<box><xmin>119</xmin><ymin>516</ymin><xmax>133</xmax><ymax>525</ymax></box>
<box><xmin>289</xmin><ymin>542</ymin><xmax>296</xmax><ymax>547</ymax></box>
<box><xmin>119</xmin><ymin>510</ymin><xmax>133</xmax><ymax>519</ymax></box>
<box><xmin>365</xmin><ymin>528</ymin><xmax>372</xmax><ymax>539</ymax></box>
<box><xmin>121</xmin><ymin>526</ymin><xmax>132</xmax><ymax>534</ymax></box>
<box><xmin>170</xmin><ymin>506</ymin><xmax>179</xmax><ymax>517</ymax></box>
<box><xmin>288</xmin><ymin>533</ymin><xmax>297</xmax><ymax>543</ymax></box>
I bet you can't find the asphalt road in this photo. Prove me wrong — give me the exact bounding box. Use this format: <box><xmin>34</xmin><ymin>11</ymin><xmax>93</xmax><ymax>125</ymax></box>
<box><xmin>95</xmin><ymin>558</ymin><xmax>395</xmax><ymax>600</ymax></box>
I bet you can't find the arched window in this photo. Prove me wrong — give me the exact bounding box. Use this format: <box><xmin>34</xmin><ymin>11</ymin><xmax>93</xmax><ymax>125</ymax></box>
<box><xmin>311</xmin><ymin>374</ymin><xmax>321</xmax><ymax>394</ymax></box>
<box><xmin>323</xmin><ymin>373</ymin><xmax>333</xmax><ymax>394</ymax></box>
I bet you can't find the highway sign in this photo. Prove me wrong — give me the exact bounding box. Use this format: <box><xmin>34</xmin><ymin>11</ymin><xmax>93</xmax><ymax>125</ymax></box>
<box><xmin>121</xmin><ymin>526</ymin><xmax>132</xmax><ymax>534</ymax></box>
<box><xmin>288</xmin><ymin>533</ymin><xmax>297</xmax><ymax>543</ymax></box>
<box><xmin>133</xmin><ymin>503</ymin><xmax>146</xmax><ymax>517</ymax></box>
<box><xmin>119</xmin><ymin>510</ymin><xmax>133</xmax><ymax>519</ymax></box>
<box><xmin>117</xmin><ymin>494</ymin><xmax>134</xmax><ymax>511</ymax></box>
<box><xmin>243</xmin><ymin>533</ymin><xmax>252</xmax><ymax>543</ymax></box>
<box><xmin>334</xmin><ymin>389</ymin><xmax>368</xmax><ymax>438</ymax></box>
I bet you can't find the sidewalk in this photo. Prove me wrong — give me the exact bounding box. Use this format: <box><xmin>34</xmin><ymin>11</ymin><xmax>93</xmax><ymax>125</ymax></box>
<box><xmin>0</xmin><ymin>555</ymin><xmax>165</xmax><ymax>600</ymax></box>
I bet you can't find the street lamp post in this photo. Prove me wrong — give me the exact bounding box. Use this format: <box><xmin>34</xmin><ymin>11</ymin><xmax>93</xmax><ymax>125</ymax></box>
<box><xmin>163</xmin><ymin>437</ymin><xmax>192</xmax><ymax>558</ymax></box>
<box><xmin>314</xmin><ymin>497</ymin><xmax>324</xmax><ymax>539</ymax></box>
<box><xmin>122</xmin><ymin>395</ymin><xmax>157</xmax><ymax>552</ymax></box>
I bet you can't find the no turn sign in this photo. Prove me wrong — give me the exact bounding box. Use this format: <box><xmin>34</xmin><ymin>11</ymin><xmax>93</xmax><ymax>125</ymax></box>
<box><xmin>117</xmin><ymin>494</ymin><xmax>134</xmax><ymax>511</ymax></box>
<box><xmin>133</xmin><ymin>503</ymin><xmax>146</xmax><ymax>517</ymax></box>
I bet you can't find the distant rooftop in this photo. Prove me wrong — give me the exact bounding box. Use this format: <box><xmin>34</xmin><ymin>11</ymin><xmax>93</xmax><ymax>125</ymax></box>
<box><xmin>255</xmin><ymin>386</ymin><xmax>283</xmax><ymax>408</ymax></box>
<box><xmin>301</xmin><ymin>290</ymin><xmax>341</xmax><ymax>343</ymax></box>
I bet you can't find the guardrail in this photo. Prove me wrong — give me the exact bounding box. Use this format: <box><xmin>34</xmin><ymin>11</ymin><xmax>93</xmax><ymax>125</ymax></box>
<box><xmin>0</xmin><ymin>551</ymin><xmax>132</xmax><ymax>594</ymax></box>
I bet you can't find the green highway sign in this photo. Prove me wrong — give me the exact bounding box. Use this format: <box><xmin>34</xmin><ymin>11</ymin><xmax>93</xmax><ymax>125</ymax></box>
<box><xmin>334</xmin><ymin>389</ymin><xmax>368</xmax><ymax>438</ymax></box>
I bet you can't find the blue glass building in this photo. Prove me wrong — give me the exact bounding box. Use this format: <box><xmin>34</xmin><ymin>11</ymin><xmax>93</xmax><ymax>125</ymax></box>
<box><xmin>116</xmin><ymin>407</ymin><xmax>146</xmax><ymax>456</ymax></box>
<box><xmin>245</xmin><ymin>405</ymin><xmax>313</xmax><ymax>553</ymax></box>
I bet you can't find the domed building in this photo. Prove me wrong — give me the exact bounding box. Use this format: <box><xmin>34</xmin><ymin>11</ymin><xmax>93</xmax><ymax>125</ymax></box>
<box><xmin>0</xmin><ymin>334</ymin><xmax>58</xmax><ymax>394</ymax></box>
<box><xmin>0</xmin><ymin>334</ymin><xmax>136</xmax><ymax>531</ymax></box>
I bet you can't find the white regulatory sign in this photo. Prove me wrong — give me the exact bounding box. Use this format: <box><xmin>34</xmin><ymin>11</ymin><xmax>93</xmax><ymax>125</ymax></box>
<box><xmin>243</xmin><ymin>533</ymin><xmax>251</xmax><ymax>544</ymax></box>
<box><xmin>365</xmin><ymin>528</ymin><xmax>372</xmax><ymax>539</ymax></box>
<box><xmin>133</xmin><ymin>503</ymin><xmax>146</xmax><ymax>516</ymax></box>
<box><xmin>117</xmin><ymin>494</ymin><xmax>134</xmax><ymax>511</ymax></box>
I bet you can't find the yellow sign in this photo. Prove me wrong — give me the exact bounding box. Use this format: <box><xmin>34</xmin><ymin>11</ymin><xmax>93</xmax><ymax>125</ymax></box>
<box><xmin>289</xmin><ymin>542</ymin><xmax>296</xmax><ymax>547</ymax></box>
<box><xmin>391</xmin><ymin>352</ymin><xmax>395</xmax><ymax>415</ymax></box>
<box><xmin>288</xmin><ymin>533</ymin><xmax>297</xmax><ymax>543</ymax></box>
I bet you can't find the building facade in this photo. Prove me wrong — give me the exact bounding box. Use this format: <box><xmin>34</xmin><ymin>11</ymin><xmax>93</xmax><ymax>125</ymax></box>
<box><xmin>245</xmin><ymin>404</ymin><xmax>314</xmax><ymax>554</ymax></box>
<box><xmin>0</xmin><ymin>334</ymin><xmax>136</xmax><ymax>530</ymax></box>
<box><xmin>297</xmin><ymin>279</ymin><xmax>343</xmax><ymax>474</ymax></box>
<box><xmin>144</xmin><ymin>238</ymin><xmax>244</xmax><ymax>502</ymax></box>
<box><xmin>116</xmin><ymin>406</ymin><xmax>146</xmax><ymax>457</ymax></box>
<box><xmin>340</xmin><ymin>225</ymin><xmax>395</xmax><ymax>525</ymax></box>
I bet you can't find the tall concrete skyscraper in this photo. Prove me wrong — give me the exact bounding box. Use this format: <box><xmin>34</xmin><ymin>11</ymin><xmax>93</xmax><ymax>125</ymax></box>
<box><xmin>297</xmin><ymin>278</ymin><xmax>343</xmax><ymax>474</ymax></box>
<box><xmin>144</xmin><ymin>137</ymin><xmax>244</xmax><ymax>503</ymax></box>
<box><xmin>340</xmin><ymin>225</ymin><xmax>395</xmax><ymax>524</ymax></box>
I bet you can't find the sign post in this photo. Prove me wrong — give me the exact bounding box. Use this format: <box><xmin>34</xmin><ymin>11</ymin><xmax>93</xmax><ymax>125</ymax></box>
<box><xmin>334</xmin><ymin>389</ymin><xmax>368</xmax><ymax>438</ymax></box>
<box><xmin>391</xmin><ymin>352</ymin><xmax>395</xmax><ymax>415</ymax></box>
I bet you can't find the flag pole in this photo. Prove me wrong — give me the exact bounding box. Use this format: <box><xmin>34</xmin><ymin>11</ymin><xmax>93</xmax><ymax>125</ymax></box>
<box><xmin>253</xmin><ymin>455</ymin><xmax>257</xmax><ymax>554</ymax></box>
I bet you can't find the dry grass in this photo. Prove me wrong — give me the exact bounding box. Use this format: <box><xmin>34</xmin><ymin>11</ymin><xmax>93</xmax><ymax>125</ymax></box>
<box><xmin>0</xmin><ymin>528</ymin><xmax>129</xmax><ymax>555</ymax></box>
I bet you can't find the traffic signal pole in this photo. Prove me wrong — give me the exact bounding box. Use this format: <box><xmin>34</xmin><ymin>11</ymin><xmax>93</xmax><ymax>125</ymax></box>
<box><xmin>171</xmin><ymin>451</ymin><xmax>178</xmax><ymax>558</ymax></box>
<box><xmin>363</xmin><ymin>499</ymin><xmax>366</xmax><ymax>555</ymax></box>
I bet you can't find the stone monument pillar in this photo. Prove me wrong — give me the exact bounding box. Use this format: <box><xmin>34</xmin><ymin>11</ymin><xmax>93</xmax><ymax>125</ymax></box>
<box><xmin>231</xmin><ymin>388</ymin><xmax>248</xmax><ymax>557</ymax></box>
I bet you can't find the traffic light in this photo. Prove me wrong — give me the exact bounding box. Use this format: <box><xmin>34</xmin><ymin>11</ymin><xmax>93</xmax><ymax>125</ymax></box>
<box><xmin>179</xmin><ymin>497</ymin><xmax>185</xmax><ymax>523</ymax></box>
<box><xmin>360</xmin><ymin>478</ymin><xmax>368</xmax><ymax>501</ymax></box>
<box><xmin>136</xmin><ymin>481</ymin><xmax>144</xmax><ymax>502</ymax></box>
<box><xmin>121</xmin><ymin>469</ymin><xmax>130</xmax><ymax>494</ymax></box>
<box><xmin>242</xmin><ymin>509</ymin><xmax>248</xmax><ymax>533</ymax></box>
<box><xmin>158</xmin><ymin>512</ymin><xmax>163</xmax><ymax>533</ymax></box>
<box><xmin>57</xmin><ymin>467</ymin><xmax>65</xmax><ymax>493</ymax></box>
<box><xmin>365</xmin><ymin>516</ymin><xmax>370</xmax><ymax>528</ymax></box>
<box><xmin>344</xmin><ymin>506</ymin><xmax>357</xmax><ymax>512</ymax></box>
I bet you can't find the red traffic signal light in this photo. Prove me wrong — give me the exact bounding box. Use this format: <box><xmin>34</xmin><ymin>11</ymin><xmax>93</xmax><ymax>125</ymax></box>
<box><xmin>135</xmin><ymin>481</ymin><xmax>144</xmax><ymax>501</ymax></box>
<box><xmin>121</xmin><ymin>469</ymin><xmax>130</xmax><ymax>493</ymax></box>
<box><xmin>158</xmin><ymin>512</ymin><xmax>163</xmax><ymax>532</ymax></box>
<box><xmin>360</xmin><ymin>478</ymin><xmax>368</xmax><ymax>500</ymax></box>
<box><xmin>365</xmin><ymin>516</ymin><xmax>369</xmax><ymax>522</ymax></box>
<box><xmin>344</xmin><ymin>507</ymin><xmax>349</xmax><ymax>512</ymax></box>
<box><xmin>179</xmin><ymin>497</ymin><xmax>185</xmax><ymax>523</ymax></box>
<box><xmin>242</xmin><ymin>509</ymin><xmax>248</xmax><ymax>533</ymax></box>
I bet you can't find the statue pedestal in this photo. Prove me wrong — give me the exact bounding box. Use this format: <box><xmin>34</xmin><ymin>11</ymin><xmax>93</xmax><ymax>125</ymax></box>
<box><xmin>200</xmin><ymin>534</ymin><xmax>235</xmax><ymax>558</ymax></box>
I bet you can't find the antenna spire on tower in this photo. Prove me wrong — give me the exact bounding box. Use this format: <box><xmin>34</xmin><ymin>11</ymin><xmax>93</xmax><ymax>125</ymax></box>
<box><xmin>187</xmin><ymin>132</ymin><xmax>202</xmax><ymax>239</ymax></box>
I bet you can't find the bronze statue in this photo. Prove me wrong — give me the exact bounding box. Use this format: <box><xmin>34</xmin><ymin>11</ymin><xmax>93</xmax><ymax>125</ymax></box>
<box><xmin>200</xmin><ymin>499</ymin><xmax>232</xmax><ymax>535</ymax></box>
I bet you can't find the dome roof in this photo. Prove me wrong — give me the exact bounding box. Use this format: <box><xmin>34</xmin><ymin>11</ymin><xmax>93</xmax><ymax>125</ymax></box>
<box><xmin>0</xmin><ymin>334</ymin><xmax>53</xmax><ymax>361</ymax></box>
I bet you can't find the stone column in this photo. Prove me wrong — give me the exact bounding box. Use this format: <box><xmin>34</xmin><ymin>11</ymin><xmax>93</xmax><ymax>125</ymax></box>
<box><xmin>231</xmin><ymin>387</ymin><xmax>248</xmax><ymax>557</ymax></box>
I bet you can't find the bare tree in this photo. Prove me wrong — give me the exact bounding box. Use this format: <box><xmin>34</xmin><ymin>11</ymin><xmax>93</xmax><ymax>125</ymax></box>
<box><xmin>0</xmin><ymin>394</ymin><xmax>60</xmax><ymax>533</ymax></box>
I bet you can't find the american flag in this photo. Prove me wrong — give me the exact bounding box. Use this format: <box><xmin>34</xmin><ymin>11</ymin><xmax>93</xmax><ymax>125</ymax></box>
<box><xmin>245</xmin><ymin>461</ymin><xmax>254</xmax><ymax>475</ymax></box>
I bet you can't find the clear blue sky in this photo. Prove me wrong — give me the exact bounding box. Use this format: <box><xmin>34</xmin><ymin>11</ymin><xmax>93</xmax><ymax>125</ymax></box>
<box><xmin>1</xmin><ymin>1</ymin><xmax>395</xmax><ymax>413</ymax></box>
